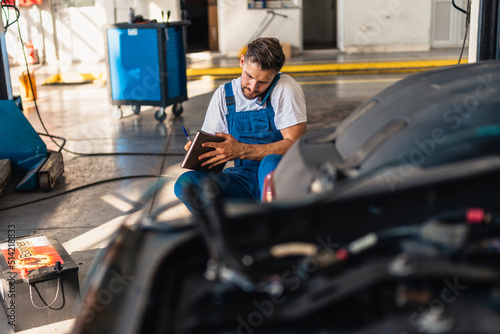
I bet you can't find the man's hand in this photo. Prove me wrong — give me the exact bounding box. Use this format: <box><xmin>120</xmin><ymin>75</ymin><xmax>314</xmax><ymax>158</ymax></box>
<box><xmin>184</xmin><ymin>141</ymin><xmax>192</xmax><ymax>151</ymax></box>
<box><xmin>199</xmin><ymin>133</ymin><xmax>242</xmax><ymax>168</ymax></box>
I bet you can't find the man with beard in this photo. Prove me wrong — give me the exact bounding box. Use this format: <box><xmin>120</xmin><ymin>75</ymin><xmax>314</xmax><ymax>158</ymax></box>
<box><xmin>175</xmin><ymin>37</ymin><xmax>307</xmax><ymax>212</ymax></box>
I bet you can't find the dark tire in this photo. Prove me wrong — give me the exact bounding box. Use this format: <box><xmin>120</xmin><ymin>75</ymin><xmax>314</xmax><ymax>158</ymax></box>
<box><xmin>155</xmin><ymin>108</ymin><xmax>167</xmax><ymax>122</ymax></box>
<box><xmin>39</xmin><ymin>174</ymin><xmax>51</xmax><ymax>192</ymax></box>
<box><xmin>172</xmin><ymin>103</ymin><xmax>183</xmax><ymax>116</ymax></box>
<box><xmin>132</xmin><ymin>105</ymin><xmax>141</xmax><ymax>114</ymax></box>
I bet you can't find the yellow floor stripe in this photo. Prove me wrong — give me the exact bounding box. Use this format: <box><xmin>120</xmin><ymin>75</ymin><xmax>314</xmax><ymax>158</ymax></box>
<box><xmin>42</xmin><ymin>72</ymin><xmax>105</xmax><ymax>85</ymax></box>
<box><xmin>186</xmin><ymin>67</ymin><xmax>242</xmax><ymax>76</ymax></box>
<box><xmin>186</xmin><ymin>59</ymin><xmax>467</xmax><ymax>77</ymax></box>
<box><xmin>40</xmin><ymin>59</ymin><xmax>467</xmax><ymax>85</ymax></box>
<box><xmin>297</xmin><ymin>77</ymin><xmax>403</xmax><ymax>85</ymax></box>
<box><xmin>188</xmin><ymin>77</ymin><xmax>404</xmax><ymax>90</ymax></box>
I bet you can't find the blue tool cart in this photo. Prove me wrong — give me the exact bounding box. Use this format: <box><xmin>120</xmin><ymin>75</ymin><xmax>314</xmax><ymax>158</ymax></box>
<box><xmin>105</xmin><ymin>21</ymin><xmax>189</xmax><ymax>122</ymax></box>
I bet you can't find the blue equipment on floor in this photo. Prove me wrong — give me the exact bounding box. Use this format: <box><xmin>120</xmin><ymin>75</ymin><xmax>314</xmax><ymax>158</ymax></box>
<box><xmin>105</xmin><ymin>20</ymin><xmax>190</xmax><ymax>122</ymax></box>
<box><xmin>0</xmin><ymin>100</ymin><xmax>64</xmax><ymax>191</ymax></box>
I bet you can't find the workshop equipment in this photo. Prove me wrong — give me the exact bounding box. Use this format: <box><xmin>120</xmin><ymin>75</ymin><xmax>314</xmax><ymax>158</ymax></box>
<box><xmin>0</xmin><ymin>159</ymin><xmax>11</xmax><ymax>196</ymax></box>
<box><xmin>0</xmin><ymin>100</ymin><xmax>65</xmax><ymax>191</ymax></box>
<box><xmin>24</xmin><ymin>40</ymin><xmax>39</xmax><ymax>65</ymax></box>
<box><xmin>19</xmin><ymin>69</ymin><xmax>37</xmax><ymax>102</ymax></box>
<box><xmin>0</xmin><ymin>235</ymin><xmax>80</xmax><ymax>332</ymax></box>
<box><xmin>238</xmin><ymin>10</ymin><xmax>288</xmax><ymax>57</ymax></box>
<box><xmin>105</xmin><ymin>20</ymin><xmax>190</xmax><ymax>122</ymax></box>
<box><xmin>38</xmin><ymin>150</ymin><xmax>64</xmax><ymax>191</ymax></box>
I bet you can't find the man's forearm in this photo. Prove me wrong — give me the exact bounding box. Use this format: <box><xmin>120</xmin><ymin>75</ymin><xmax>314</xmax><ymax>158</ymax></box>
<box><xmin>239</xmin><ymin>138</ymin><xmax>295</xmax><ymax>161</ymax></box>
<box><xmin>238</xmin><ymin>122</ymin><xmax>307</xmax><ymax>161</ymax></box>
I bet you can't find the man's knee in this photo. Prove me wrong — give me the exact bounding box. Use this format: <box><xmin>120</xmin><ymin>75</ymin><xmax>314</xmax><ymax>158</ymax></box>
<box><xmin>259</xmin><ymin>154</ymin><xmax>282</xmax><ymax>176</ymax></box>
<box><xmin>174</xmin><ymin>171</ymin><xmax>203</xmax><ymax>201</ymax></box>
<box><xmin>174</xmin><ymin>172</ymin><xmax>208</xmax><ymax>213</ymax></box>
<box><xmin>258</xmin><ymin>154</ymin><xmax>282</xmax><ymax>195</ymax></box>
<box><xmin>262</xmin><ymin>154</ymin><xmax>283</xmax><ymax>162</ymax></box>
<box><xmin>174</xmin><ymin>173</ymin><xmax>188</xmax><ymax>200</ymax></box>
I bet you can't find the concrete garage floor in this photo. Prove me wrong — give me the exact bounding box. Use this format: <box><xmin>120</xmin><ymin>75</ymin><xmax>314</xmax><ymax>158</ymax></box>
<box><xmin>0</xmin><ymin>49</ymin><xmax>462</xmax><ymax>333</ymax></box>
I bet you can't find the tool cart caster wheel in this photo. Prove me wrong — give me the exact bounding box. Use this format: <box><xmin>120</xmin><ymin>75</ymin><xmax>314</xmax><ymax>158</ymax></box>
<box><xmin>112</xmin><ymin>106</ymin><xmax>123</xmax><ymax>119</ymax></box>
<box><xmin>40</xmin><ymin>174</ymin><xmax>51</xmax><ymax>192</ymax></box>
<box><xmin>172</xmin><ymin>103</ymin><xmax>183</xmax><ymax>117</ymax></box>
<box><xmin>155</xmin><ymin>108</ymin><xmax>167</xmax><ymax>122</ymax></box>
<box><xmin>132</xmin><ymin>105</ymin><xmax>141</xmax><ymax>114</ymax></box>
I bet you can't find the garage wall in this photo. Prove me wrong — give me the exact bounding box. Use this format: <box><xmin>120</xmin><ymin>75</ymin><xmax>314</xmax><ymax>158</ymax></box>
<box><xmin>217</xmin><ymin>0</ymin><xmax>302</xmax><ymax>57</ymax></box>
<box><xmin>342</xmin><ymin>0</ymin><xmax>432</xmax><ymax>53</ymax></box>
<box><xmin>4</xmin><ymin>0</ymin><xmax>443</xmax><ymax>64</ymax></box>
<box><xmin>103</xmin><ymin>0</ymin><xmax>181</xmax><ymax>25</ymax></box>
<box><xmin>4</xmin><ymin>2</ymin><xmax>55</xmax><ymax>65</ymax></box>
<box><xmin>4</xmin><ymin>0</ymin><xmax>182</xmax><ymax>65</ymax></box>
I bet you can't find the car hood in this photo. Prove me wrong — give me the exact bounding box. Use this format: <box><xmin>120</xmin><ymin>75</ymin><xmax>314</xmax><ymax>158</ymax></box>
<box><xmin>274</xmin><ymin>60</ymin><xmax>500</xmax><ymax>200</ymax></box>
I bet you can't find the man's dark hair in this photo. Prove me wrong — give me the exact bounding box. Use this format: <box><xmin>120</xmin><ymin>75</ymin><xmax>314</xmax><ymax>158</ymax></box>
<box><xmin>245</xmin><ymin>37</ymin><xmax>286</xmax><ymax>72</ymax></box>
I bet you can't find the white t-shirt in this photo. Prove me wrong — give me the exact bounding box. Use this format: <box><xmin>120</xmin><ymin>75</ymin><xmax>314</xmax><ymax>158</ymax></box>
<box><xmin>201</xmin><ymin>74</ymin><xmax>307</xmax><ymax>134</ymax></box>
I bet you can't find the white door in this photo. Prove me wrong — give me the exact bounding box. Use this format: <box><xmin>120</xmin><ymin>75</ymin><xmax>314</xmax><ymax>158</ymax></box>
<box><xmin>432</xmin><ymin>0</ymin><xmax>468</xmax><ymax>47</ymax></box>
<box><xmin>53</xmin><ymin>0</ymin><xmax>106</xmax><ymax>62</ymax></box>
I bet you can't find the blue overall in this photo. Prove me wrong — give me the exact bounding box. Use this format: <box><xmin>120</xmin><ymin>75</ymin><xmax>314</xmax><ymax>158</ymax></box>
<box><xmin>174</xmin><ymin>75</ymin><xmax>283</xmax><ymax>213</ymax></box>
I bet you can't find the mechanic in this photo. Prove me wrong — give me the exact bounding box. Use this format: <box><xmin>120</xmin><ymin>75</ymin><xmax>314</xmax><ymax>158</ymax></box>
<box><xmin>174</xmin><ymin>37</ymin><xmax>307</xmax><ymax>212</ymax></box>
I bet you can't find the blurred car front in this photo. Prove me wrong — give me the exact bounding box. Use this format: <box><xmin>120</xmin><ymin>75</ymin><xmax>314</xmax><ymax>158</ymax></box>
<box><xmin>266</xmin><ymin>60</ymin><xmax>500</xmax><ymax>202</ymax></box>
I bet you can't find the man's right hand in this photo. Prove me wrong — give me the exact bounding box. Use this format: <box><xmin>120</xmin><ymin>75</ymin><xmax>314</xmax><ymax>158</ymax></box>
<box><xmin>184</xmin><ymin>141</ymin><xmax>192</xmax><ymax>151</ymax></box>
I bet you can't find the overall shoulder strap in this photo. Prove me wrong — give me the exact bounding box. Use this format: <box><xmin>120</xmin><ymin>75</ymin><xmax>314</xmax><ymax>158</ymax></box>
<box><xmin>224</xmin><ymin>82</ymin><xmax>236</xmax><ymax>114</ymax></box>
